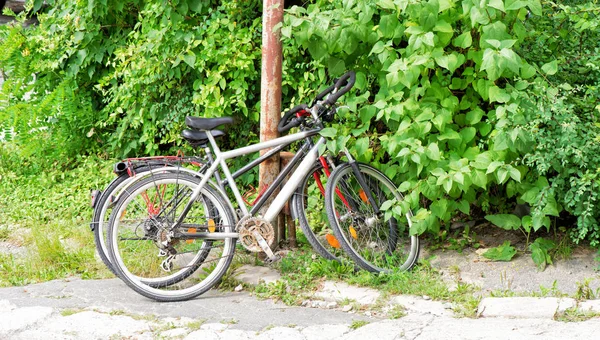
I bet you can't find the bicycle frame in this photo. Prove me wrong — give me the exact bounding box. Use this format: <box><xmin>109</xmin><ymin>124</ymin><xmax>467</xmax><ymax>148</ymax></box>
<box><xmin>173</xmin><ymin>128</ymin><xmax>325</xmax><ymax>232</ymax></box>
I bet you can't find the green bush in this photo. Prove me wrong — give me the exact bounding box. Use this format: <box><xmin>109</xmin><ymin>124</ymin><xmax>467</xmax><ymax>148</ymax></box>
<box><xmin>282</xmin><ymin>0</ymin><xmax>600</xmax><ymax>245</ymax></box>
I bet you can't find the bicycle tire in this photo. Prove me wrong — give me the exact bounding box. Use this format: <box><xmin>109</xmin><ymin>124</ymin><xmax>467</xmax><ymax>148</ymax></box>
<box><xmin>294</xmin><ymin>163</ymin><xmax>346</xmax><ymax>261</ymax></box>
<box><xmin>106</xmin><ymin>172</ymin><xmax>236</xmax><ymax>301</ymax></box>
<box><xmin>324</xmin><ymin>162</ymin><xmax>419</xmax><ymax>272</ymax></box>
<box><xmin>92</xmin><ymin>172</ymin><xmax>131</xmax><ymax>276</ymax></box>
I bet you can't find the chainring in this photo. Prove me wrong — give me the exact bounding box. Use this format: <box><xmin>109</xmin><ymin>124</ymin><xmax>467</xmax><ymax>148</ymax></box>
<box><xmin>237</xmin><ymin>216</ymin><xmax>275</xmax><ymax>253</ymax></box>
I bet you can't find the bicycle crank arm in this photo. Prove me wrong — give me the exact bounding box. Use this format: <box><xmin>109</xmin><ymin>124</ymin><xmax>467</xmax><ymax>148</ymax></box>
<box><xmin>251</xmin><ymin>230</ymin><xmax>279</xmax><ymax>262</ymax></box>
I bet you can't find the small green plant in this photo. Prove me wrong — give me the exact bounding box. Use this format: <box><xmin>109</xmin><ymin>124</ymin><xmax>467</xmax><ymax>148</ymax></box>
<box><xmin>535</xmin><ymin>281</ymin><xmax>567</xmax><ymax>298</ymax></box>
<box><xmin>529</xmin><ymin>237</ymin><xmax>556</xmax><ymax>271</ymax></box>
<box><xmin>220</xmin><ymin>318</ymin><xmax>238</xmax><ymax>325</ymax></box>
<box><xmin>349</xmin><ymin>320</ymin><xmax>369</xmax><ymax>330</ymax></box>
<box><xmin>60</xmin><ymin>308</ymin><xmax>84</xmax><ymax>317</ymax></box>
<box><xmin>574</xmin><ymin>279</ymin><xmax>598</xmax><ymax>300</ymax></box>
<box><xmin>387</xmin><ymin>305</ymin><xmax>406</xmax><ymax>319</ymax></box>
<box><xmin>555</xmin><ymin>307</ymin><xmax>600</xmax><ymax>322</ymax></box>
<box><xmin>185</xmin><ymin>320</ymin><xmax>206</xmax><ymax>331</ymax></box>
<box><xmin>0</xmin><ymin>226</ymin><xmax>10</xmax><ymax>241</ymax></box>
<box><xmin>482</xmin><ymin>241</ymin><xmax>517</xmax><ymax>262</ymax></box>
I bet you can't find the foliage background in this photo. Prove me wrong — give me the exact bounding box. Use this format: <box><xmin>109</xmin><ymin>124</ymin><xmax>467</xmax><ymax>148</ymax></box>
<box><xmin>1</xmin><ymin>0</ymin><xmax>600</xmax><ymax>262</ymax></box>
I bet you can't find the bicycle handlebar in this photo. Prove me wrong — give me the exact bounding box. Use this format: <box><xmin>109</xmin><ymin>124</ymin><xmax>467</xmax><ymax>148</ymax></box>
<box><xmin>324</xmin><ymin>71</ymin><xmax>356</xmax><ymax>106</ymax></box>
<box><xmin>277</xmin><ymin>104</ymin><xmax>308</xmax><ymax>133</ymax></box>
<box><xmin>278</xmin><ymin>71</ymin><xmax>356</xmax><ymax>133</ymax></box>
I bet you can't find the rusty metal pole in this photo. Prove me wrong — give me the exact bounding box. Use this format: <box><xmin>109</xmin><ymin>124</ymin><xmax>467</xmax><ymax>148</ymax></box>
<box><xmin>259</xmin><ymin>0</ymin><xmax>284</xmax><ymax>245</ymax></box>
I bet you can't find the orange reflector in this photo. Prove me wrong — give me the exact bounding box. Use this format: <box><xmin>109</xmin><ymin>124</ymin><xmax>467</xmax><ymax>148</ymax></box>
<box><xmin>120</xmin><ymin>209</ymin><xmax>127</xmax><ymax>220</ymax></box>
<box><xmin>359</xmin><ymin>189</ymin><xmax>369</xmax><ymax>204</ymax></box>
<box><xmin>208</xmin><ymin>219</ymin><xmax>216</xmax><ymax>233</ymax></box>
<box><xmin>349</xmin><ymin>226</ymin><xmax>358</xmax><ymax>239</ymax></box>
<box><xmin>186</xmin><ymin>228</ymin><xmax>196</xmax><ymax>244</ymax></box>
<box><xmin>325</xmin><ymin>234</ymin><xmax>341</xmax><ymax>249</ymax></box>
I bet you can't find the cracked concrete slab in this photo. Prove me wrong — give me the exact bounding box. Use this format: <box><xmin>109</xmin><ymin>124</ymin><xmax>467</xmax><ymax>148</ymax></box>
<box><xmin>477</xmin><ymin>297</ymin><xmax>576</xmax><ymax>319</ymax></box>
<box><xmin>313</xmin><ymin>281</ymin><xmax>381</xmax><ymax>305</ymax></box>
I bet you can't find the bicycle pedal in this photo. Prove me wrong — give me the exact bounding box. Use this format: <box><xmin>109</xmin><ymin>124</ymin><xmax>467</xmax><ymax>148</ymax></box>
<box><xmin>263</xmin><ymin>253</ymin><xmax>282</xmax><ymax>264</ymax></box>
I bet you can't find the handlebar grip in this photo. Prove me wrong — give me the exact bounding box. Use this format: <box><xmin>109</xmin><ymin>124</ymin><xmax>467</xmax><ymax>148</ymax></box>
<box><xmin>324</xmin><ymin>71</ymin><xmax>356</xmax><ymax>106</ymax></box>
<box><xmin>278</xmin><ymin>104</ymin><xmax>309</xmax><ymax>133</ymax></box>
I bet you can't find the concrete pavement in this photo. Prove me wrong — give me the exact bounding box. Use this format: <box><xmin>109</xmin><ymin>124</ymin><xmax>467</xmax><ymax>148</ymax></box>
<box><xmin>1</xmin><ymin>273</ymin><xmax>599</xmax><ymax>339</ymax></box>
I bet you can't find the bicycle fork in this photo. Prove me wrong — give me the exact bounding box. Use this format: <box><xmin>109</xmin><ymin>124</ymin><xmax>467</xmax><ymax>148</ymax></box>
<box><xmin>343</xmin><ymin>148</ymin><xmax>380</xmax><ymax>214</ymax></box>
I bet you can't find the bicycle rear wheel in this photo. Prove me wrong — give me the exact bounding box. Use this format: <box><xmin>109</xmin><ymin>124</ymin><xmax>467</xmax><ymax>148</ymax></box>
<box><xmin>93</xmin><ymin>166</ymin><xmax>186</xmax><ymax>277</ymax></box>
<box><xmin>106</xmin><ymin>173</ymin><xmax>236</xmax><ymax>301</ymax></box>
<box><xmin>324</xmin><ymin>162</ymin><xmax>419</xmax><ymax>272</ymax></box>
<box><xmin>294</xmin><ymin>163</ymin><xmax>346</xmax><ymax>261</ymax></box>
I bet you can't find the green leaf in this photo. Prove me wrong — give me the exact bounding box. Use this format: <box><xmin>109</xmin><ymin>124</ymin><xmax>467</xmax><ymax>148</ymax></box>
<box><xmin>453</xmin><ymin>31</ymin><xmax>472</xmax><ymax>48</ymax></box>
<box><xmin>183</xmin><ymin>52</ymin><xmax>196</xmax><ymax>68</ymax></box>
<box><xmin>33</xmin><ymin>0</ymin><xmax>44</xmax><ymax>12</ymax></box>
<box><xmin>188</xmin><ymin>0</ymin><xmax>204</xmax><ymax>13</ymax></box>
<box><xmin>495</xmin><ymin>167</ymin><xmax>509</xmax><ymax>184</ymax></box>
<box><xmin>521</xmin><ymin>216</ymin><xmax>532</xmax><ymax>232</ymax></box>
<box><xmin>489</xmin><ymin>0</ymin><xmax>505</xmax><ymax>12</ymax></box>
<box><xmin>472</xmin><ymin>152</ymin><xmax>492</xmax><ymax>170</ymax></box>
<box><xmin>354</xmin><ymin>137</ymin><xmax>369</xmax><ymax>156</ymax></box>
<box><xmin>482</xmin><ymin>241</ymin><xmax>517</xmax><ymax>261</ymax></box>
<box><xmin>380</xmin><ymin>200</ymin><xmax>394</xmax><ymax>211</ymax></box>
<box><xmin>529</xmin><ymin>237</ymin><xmax>556</xmax><ymax>270</ymax></box>
<box><xmin>430</xmin><ymin>199</ymin><xmax>448</xmax><ymax>219</ymax></box>
<box><xmin>466</xmin><ymin>108</ymin><xmax>484</xmax><ymax>125</ymax></box>
<box><xmin>457</xmin><ymin>200</ymin><xmax>470</xmax><ymax>214</ymax></box>
<box><xmin>442</xmin><ymin>178</ymin><xmax>453</xmax><ymax>193</ymax></box>
<box><xmin>426</xmin><ymin>143</ymin><xmax>441</xmax><ymax>161</ymax></box>
<box><xmin>453</xmin><ymin>172</ymin><xmax>464</xmax><ymax>185</ymax></box>
<box><xmin>528</xmin><ymin>0</ymin><xmax>542</xmax><ymax>16</ymax></box>
<box><xmin>489</xmin><ymin>86</ymin><xmax>511</xmax><ymax>103</ymax></box>
<box><xmin>541</xmin><ymin>60</ymin><xmax>558</xmax><ymax>75</ymax></box>
<box><xmin>471</xmin><ymin>170</ymin><xmax>488</xmax><ymax>188</ymax></box>
<box><xmin>508</xmin><ymin>166</ymin><xmax>521</xmax><ymax>182</ymax></box>
<box><xmin>486</xmin><ymin>161</ymin><xmax>504</xmax><ymax>174</ymax></box>
<box><xmin>530</xmin><ymin>247</ymin><xmax>548</xmax><ymax>270</ymax></box>
<box><xmin>319</xmin><ymin>127</ymin><xmax>337</xmax><ymax>138</ymax></box>
<box><xmin>438</xmin><ymin>130</ymin><xmax>461</xmax><ymax>141</ymax></box>
<box><xmin>415</xmin><ymin>111</ymin><xmax>434</xmax><ymax>122</ymax></box>
<box><xmin>506</xmin><ymin>0</ymin><xmax>528</xmax><ymax>11</ymax></box>
<box><xmin>521</xmin><ymin>63</ymin><xmax>536</xmax><ymax>79</ymax></box>
<box><xmin>532</xmin><ymin>215</ymin><xmax>550</xmax><ymax>232</ymax></box>
<box><xmin>542</xmin><ymin>197</ymin><xmax>560</xmax><ymax>216</ymax></box>
<box><xmin>485</xmin><ymin>214</ymin><xmax>521</xmax><ymax>230</ymax></box>
<box><xmin>460</xmin><ymin>127</ymin><xmax>476</xmax><ymax>143</ymax></box>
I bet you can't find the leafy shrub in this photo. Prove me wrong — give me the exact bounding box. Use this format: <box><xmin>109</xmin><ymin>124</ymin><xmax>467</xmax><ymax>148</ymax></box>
<box><xmin>282</xmin><ymin>0</ymin><xmax>600</xmax><ymax>246</ymax></box>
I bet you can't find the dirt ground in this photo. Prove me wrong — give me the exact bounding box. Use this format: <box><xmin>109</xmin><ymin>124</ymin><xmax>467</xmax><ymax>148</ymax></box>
<box><xmin>423</xmin><ymin>223</ymin><xmax>600</xmax><ymax>296</ymax></box>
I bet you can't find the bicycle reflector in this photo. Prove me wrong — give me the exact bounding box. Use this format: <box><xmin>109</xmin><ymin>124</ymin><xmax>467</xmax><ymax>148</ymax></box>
<box><xmin>326</xmin><ymin>234</ymin><xmax>341</xmax><ymax>249</ymax></box>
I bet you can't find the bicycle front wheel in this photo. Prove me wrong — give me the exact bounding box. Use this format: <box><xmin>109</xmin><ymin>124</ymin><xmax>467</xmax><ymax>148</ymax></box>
<box><xmin>325</xmin><ymin>162</ymin><xmax>419</xmax><ymax>272</ymax></box>
<box><xmin>106</xmin><ymin>173</ymin><xmax>236</xmax><ymax>301</ymax></box>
